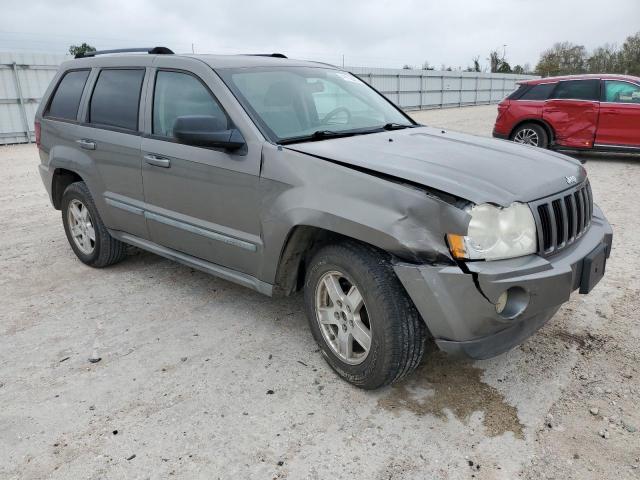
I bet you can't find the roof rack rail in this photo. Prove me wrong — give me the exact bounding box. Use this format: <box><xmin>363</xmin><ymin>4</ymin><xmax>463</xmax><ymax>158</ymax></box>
<box><xmin>75</xmin><ymin>46</ymin><xmax>174</xmax><ymax>59</ymax></box>
<box><xmin>246</xmin><ymin>53</ymin><xmax>288</xmax><ymax>59</ymax></box>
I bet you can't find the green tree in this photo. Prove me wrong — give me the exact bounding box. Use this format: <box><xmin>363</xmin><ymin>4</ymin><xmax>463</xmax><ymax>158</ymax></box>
<box><xmin>535</xmin><ymin>42</ymin><xmax>588</xmax><ymax>76</ymax></box>
<box><xmin>620</xmin><ymin>31</ymin><xmax>640</xmax><ymax>75</ymax></box>
<box><xmin>497</xmin><ymin>61</ymin><xmax>512</xmax><ymax>73</ymax></box>
<box><xmin>488</xmin><ymin>50</ymin><xmax>511</xmax><ymax>73</ymax></box>
<box><xmin>587</xmin><ymin>44</ymin><xmax>621</xmax><ymax>73</ymax></box>
<box><xmin>468</xmin><ymin>55</ymin><xmax>481</xmax><ymax>72</ymax></box>
<box><xmin>421</xmin><ymin>60</ymin><xmax>434</xmax><ymax>71</ymax></box>
<box><xmin>69</xmin><ymin>43</ymin><xmax>96</xmax><ymax>57</ymax></box>
<box><xmin>512</xmin><ymin>64</ymin><xmax>525</xmax><ymax>74</ymax></box>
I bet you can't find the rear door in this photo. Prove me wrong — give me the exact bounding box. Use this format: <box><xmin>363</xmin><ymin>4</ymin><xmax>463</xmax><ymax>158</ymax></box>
<box><xmin>543</xmin><ymin>79</ymin><xmax>600</xmax><ymax>148</ymax></box>
<box><xmin>595</xmin><ymin>80</ymin><xmax>640</xmax><ymax>148</ymax></box>
<box><xmin>75</xmin><ymin>62</ymin><xmax>150</xmax><ymax>239</ymax></box>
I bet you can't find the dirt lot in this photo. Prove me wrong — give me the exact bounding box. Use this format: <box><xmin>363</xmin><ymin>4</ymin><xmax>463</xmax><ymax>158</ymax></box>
<box><xmin>1</xmin><ymin>105</ymin><xmax>638</xmax><ymax>480</ymax></box>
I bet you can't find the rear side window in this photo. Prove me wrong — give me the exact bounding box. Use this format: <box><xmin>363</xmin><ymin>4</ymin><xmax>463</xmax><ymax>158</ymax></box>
<box><xmin>152</xmin><ymin>70</ymin><xmax>227</xmax><ymax>137</ymax></box>
<box><xmin>552</xmin><ymin>80</ymin><xmax>600</xmax><ymax>101</ymax></box>
<box><xmin>46</xmin><ymin>70</ymin><xmax>90</xmax><ymax>120</ymax></box>
<box><xmin>519</xmin><ymin>83</ymin><xmax>556</xmax><ymax>100</ymax></box>
<box><xmin>89</xmin><ymin>69</ymin><xmax>145</xmax><ymax>131</ymax></box>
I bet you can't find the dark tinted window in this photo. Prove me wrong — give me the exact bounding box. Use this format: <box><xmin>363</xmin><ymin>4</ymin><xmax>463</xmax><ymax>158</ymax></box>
<box><xmin>508</xmin><ymin>85</ymin><xmax>527</xmax><ymax>99</ymax></box>
<box><xmin>552</xmin><ymin>80</ymin><xmax>600</xmax><ymax>101</ymax></box>
<box><xmin>520</xmin><ymin>83</ymin><xmax>556</xmax><ymax>100</ymax></box>
<box><xmin>46</xmin><ymin>70</ymin><xmax>90</xmax><ymax>120</ymax></box>
<box><xmin>153</xmin><ymin>71</ymin><xmax>226</xmax><ymax>137</ymax></box>
<box><xmin>89</xmin><ymin>69</ymin><xmax>145</xmax><ymax>130</ymax></box>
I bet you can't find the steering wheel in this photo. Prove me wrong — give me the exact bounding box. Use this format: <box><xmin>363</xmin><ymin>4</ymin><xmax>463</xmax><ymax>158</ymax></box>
<box><xmin>321</xmin><ymin>107</ymin><xmax>352</xmax><ymax>125</ymax></box>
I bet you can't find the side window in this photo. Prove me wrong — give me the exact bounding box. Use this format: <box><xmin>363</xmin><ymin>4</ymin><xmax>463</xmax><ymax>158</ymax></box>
<box><xmin>45</xmin><ymin>70</ymin><xmax>90</xmax><ymax>120</ymax></box>
<box><xmin>153</xmin><ymin>71</ymin><xmax>227</xmax><ymax>138</ymax></box>
<box><xmin>89</xmin><ymin>69</ymin><xmax>145</xmax><ymax>131</ymax></box>
<box><xmin>519</xmin><ymin>83</ymin><xmax>556</xmax><ymax>101</ymax></box>
<box><xmin>604</xmin><ymin>81</ymin><xmax>640</xmax><ymax>103</ymax></box>
<box><xmin>507</xmin><ymin>84</ymin><xmax>528</xmax><ymax>100</ymax></box>
<box><xmin>552</xmin><ymin>80</ymin><xmax>600</xmax><ymax>101</ymax></box>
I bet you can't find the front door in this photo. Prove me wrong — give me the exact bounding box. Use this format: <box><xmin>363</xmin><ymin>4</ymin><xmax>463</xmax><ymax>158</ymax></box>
<box><xmin>595</xmin><ymin>80</ymin><xmax>640</xmax><ymax>148</ymax></box>
<box><xmin>140</xmin><ymin>62</ymin><xmax>262</xmax><ymax>277</ymax></box>
<box><xmin>543</xmin><ymin>79</ymin><xmax>600</xmax><ymax>149</ymax></box>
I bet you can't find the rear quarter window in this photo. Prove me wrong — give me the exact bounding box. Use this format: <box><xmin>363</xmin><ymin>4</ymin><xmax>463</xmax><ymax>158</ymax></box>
<box><xmin>519</xmin><ymin>83</ymin><xmax>557</xmax><ymax>100</ymax></box>
<box><xmin>89</xmin><ymin>69</ymin><xmax>145</xmax><ymax>131</ymax></box>
<box><xmin>507</xmin><ymin>84</ymin><xmax>528</xmax><ymax>100</ymax></box>
<box><xmin>45</xmin><ymin>70</ymin><xmax>90</xmax><ymax>120</ymax></box>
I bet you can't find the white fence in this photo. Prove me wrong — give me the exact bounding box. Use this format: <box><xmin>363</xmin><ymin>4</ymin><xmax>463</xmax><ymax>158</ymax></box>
<box><xmin>350</xmin><ymin>66</ymin><xmax>535</xmax><ymax>110</ymax></box>
<box><xmin>0</xmin><ymin>52</ymin><xmax>537</xmax><ymax>145</ymax></box>
<box><xmin>0</xmin><ymin>52</ymin><xmax>67</xmax><ymax>144</ymax></box>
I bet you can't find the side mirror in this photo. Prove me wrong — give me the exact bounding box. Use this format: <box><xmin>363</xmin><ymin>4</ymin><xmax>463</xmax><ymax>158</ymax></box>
<box><xmin>173</xmin><ymin>115</ymin><xmax>245</xmax><ymax>151</ymax></box>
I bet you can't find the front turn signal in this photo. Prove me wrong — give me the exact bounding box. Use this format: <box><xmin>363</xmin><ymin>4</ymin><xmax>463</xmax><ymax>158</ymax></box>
<box><xmin>446</xmin><ymin>234</ymin><xmax>466</xmax><ymax>260</ymax></box>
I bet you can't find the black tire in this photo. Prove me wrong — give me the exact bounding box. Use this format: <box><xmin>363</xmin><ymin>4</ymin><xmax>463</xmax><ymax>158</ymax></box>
<box><xmin>303</xmin><ymin>241</ymin><xmax>426</xmax><ymax>389</ymax></box>
<box><xmin>61</xmin><ymin>181</ymin><xmax>127</xmax><ymax>267</ymax></box>
<box><xmin>511</xmin><ymin>123</ymin><xmax>549</xmax><ymax>148</ymax></box>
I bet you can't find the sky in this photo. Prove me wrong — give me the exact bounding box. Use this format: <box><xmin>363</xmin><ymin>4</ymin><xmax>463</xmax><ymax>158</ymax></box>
<box><xmin>0</xmin><ymin>0</ymin><xmax>638</xmax><ymax>70</ymax></box>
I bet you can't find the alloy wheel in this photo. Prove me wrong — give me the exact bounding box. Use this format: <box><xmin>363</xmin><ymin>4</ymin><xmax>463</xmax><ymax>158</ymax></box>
<box><xmin>315</xmin><ymin>270</ymin><xmax>372</xmax><ymax>365</ymax></box>
<box><xmin>513</xmin><ymin>128</ymin><xmax>539</xmax><ymax>146</ymax></box>
<box><xmin>67</xmin><ymin>199</ymin><xmax>96</xmax><ymax>255</ymax></box>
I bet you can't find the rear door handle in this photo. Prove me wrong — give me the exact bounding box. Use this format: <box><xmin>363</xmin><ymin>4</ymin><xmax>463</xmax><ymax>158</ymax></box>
<box><xmin>76</xmin><ymin>139</ymin><xmax>96</xmax><ymax>150</ymax></box>
<box><xmin>144</xmin><ymin>154</ymin><xmax>171</xmax><ymax>168</ymax></box>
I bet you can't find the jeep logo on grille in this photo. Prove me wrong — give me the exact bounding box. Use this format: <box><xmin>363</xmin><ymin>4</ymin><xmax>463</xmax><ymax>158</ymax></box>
<box><xmin>565</xmin><ymin>175</ymin><xmax>578</xmax><ymax>184</ymax></box>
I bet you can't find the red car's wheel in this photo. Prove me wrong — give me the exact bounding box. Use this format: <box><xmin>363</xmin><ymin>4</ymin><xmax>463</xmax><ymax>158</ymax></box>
<box><xmin>511</xmin><ymin>123</ymin><xmax>549</xmax><ymax>148</ymax></box>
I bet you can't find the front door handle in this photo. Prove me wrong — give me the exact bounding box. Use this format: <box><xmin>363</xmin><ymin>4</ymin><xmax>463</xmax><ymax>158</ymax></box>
<box><xmin>144</xmin><ymin>154</ymin><xmax>171</xmax><ymax>168</ymax></box>
<box><xmin>76</xmin><ymin>139</ymin><xmax>96</xmax><ymax>150</ymax></box>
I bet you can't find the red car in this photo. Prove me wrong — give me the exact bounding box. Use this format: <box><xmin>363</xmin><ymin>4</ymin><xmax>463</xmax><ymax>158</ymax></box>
<box><xmin>493</xmin><ymin>74</ymin><xmax>640</xmax><ymax>151</ymax></box>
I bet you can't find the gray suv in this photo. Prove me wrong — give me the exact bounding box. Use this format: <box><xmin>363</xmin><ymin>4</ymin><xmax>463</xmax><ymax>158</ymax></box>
<box><xmin>36</xmin><ymin>47</ymin><xmax>612</xmax><ymax>389</ymax></box>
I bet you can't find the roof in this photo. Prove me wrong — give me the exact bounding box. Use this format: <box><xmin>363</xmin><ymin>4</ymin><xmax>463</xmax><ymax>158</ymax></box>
<box><xmin>62</xmin><ymin>52</ymin><xmax>338</xmax><ymax>70</ymax></box>
<box><xmin>187</xmin><ymin>54</ymin><xmax>338</xmax><ymax>69</ymax></box>
<box><xmin>521</xmin><ymin>73</ymin><xmax>640</xmax><ymax>85</ymax></box>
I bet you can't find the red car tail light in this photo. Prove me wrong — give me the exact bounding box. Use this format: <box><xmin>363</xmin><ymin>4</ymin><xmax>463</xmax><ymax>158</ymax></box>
<box><xmin>35</xmin><ymin>121</ymin><xmax>41</xmax><ymax>148</ymax></box>
<box><xmin>496</xmin><ymin>100</ymin><xmax>510</xmax><ymax>120</ymax></box>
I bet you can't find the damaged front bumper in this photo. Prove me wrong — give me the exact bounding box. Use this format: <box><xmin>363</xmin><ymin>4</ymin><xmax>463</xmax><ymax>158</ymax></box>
<box><xmin>394</xmin><ymin>205</ymin><xmax>613</xmax><ymax>360</ymax></box>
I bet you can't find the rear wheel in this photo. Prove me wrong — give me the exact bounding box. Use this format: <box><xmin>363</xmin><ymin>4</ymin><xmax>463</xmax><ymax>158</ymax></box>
<box><xmin>511</xmin><ymin>123</ymin><xmax>549</xmax><ymax>148</ymax></box>
<box><xmin>61</xmin><ymin>181</ymin><xmax>127</xmax><ymax>267</ymax></box>
<box><xmin>303</xmin><ymin>241</ymin><xmax>426</xmax><ymax>389</ymax></box>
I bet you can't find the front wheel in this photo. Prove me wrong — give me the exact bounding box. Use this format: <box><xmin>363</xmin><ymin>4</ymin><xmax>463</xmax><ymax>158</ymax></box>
<box><xmin>511</xmin><ymin>123</ymin><xmax>549</xmax><ymax>148</ymax></box>
<box><xmin>303</xmin><ymin>241</ymin><xmax>426</xmax><ymax>389</ymax></box>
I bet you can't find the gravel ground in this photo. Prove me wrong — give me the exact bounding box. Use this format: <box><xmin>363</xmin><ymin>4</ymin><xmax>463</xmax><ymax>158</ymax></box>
<box><xmin>1</xmin><ymin>105</ymin><xmax>638</xmax><ymax>479</ymax></box>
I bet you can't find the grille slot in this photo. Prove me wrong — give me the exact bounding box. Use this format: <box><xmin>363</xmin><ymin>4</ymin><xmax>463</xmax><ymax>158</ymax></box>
<box><xmin>531</xmin><ymin>180</ymin><xmax>593</xmax><ymax>256</ymax></box>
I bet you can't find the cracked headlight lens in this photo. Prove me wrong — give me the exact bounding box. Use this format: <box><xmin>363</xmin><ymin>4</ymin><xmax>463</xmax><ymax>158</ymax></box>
<box><xmin>447</xmin><ymin>203</ymin><xmax>537</xmax><ymax>260</ymax></box>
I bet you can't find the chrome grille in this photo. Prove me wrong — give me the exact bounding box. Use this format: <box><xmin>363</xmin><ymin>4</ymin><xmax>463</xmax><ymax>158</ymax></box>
<box><xmin>530</xmin><ymin>180</ymin><xmax>593</xmax><ymax>256</ymax></box>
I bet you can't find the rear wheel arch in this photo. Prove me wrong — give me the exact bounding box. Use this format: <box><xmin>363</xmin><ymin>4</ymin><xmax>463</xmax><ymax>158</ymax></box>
<box><xmin>52</xmin><ymin>168</ymin><xmax>84</xmax><ymax>209</ymax></box>
<box><xmin>510</xmin><ymin>118</ymin><xmax>555</xmax><ymax>144</ymax></box>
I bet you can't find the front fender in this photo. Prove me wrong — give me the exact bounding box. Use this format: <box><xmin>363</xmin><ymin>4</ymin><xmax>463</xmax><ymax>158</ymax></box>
<box><xmin>257</xmin><ymin>144</ymin><xmax>469</xmax><ymax>283</ymax></box>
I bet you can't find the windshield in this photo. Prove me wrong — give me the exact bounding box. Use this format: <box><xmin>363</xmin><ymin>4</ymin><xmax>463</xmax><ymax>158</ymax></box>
<box><xmin>218</xmin><ymin>66</ymin><xmax>414</xmax><ymax>143</ymax></box>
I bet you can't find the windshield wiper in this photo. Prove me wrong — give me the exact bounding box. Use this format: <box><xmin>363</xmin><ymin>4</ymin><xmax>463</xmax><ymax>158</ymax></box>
<box><xmin>382</xmin><ymin>122</ymin><xmax>414</xmax><ymax>130</ymax></box>
<box><xmin>311</xmin><ymin>130</ymin><xmax>347</xmax><ymax>139</ymax></box>
<box><xmin>279</xmin><ymin>124</ymin><xmax>417</xmax><ymax>145</ymax></box>
<box><xmin>279</xmin><ymin>129</ymin><xmax>362</xmax><ymax>145</ymax></box>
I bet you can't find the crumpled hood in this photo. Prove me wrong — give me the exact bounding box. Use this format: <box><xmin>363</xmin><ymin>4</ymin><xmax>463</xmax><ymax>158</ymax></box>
<box><xmin>286</xmin><ymin>126</ymin><xmax>586</xmax><ymax>206</ymax></box>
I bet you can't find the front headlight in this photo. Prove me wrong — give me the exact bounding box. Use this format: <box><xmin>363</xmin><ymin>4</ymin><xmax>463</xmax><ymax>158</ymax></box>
<box><xmin>447</xmin><ymin>202</ymin><xmax>537</xmax><ymax>260</ymax></box>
